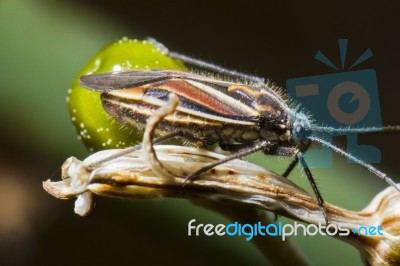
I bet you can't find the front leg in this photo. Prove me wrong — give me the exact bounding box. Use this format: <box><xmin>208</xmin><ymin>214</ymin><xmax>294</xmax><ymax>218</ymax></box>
<box><xmin>266</xmin><ymin>146</ymin><xmax>329</xmax><ymax>225</ymax></box>
<box><xmin>183</xmin><ymin>140</ymin><xmax>273</xmax><ymax>184</ymax></box>
<box><xmin>280</xmin><ymin>141</ymin><xmax>311</xmax><ymax>178</ymax></box>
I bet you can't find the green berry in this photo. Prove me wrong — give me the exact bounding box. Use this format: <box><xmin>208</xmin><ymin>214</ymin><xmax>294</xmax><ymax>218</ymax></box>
<box><xmin>68</xmin><ymin>38</ymin><xmax>186</xmax><ymax>152</ymax></box>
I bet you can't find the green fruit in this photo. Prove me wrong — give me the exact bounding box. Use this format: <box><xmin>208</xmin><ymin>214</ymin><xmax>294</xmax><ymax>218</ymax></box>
<box><xmin>68</xmin><ymin>38</ymin><xmax>186</xmax><ymax>152</ymax></box>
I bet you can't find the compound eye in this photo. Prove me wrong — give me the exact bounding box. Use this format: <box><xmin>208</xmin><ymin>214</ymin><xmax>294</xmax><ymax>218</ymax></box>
<box><xmin>294</xmin><ymin>125</ymin><xmax>306</xmax><ymax>140</ymax></box>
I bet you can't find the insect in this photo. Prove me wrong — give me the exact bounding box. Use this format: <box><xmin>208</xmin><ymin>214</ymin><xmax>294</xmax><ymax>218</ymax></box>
<box><xmin>79</xmin><ymin>41</ymin><xmax>400</xmax><ymax>224</ymax></box>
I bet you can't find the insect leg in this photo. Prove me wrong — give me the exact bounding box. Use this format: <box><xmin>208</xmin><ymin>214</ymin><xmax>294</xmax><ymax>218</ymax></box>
<box><xmin>183</xmin><ymin>140</ymin><xmax>272</xmax><ymax>184</ymax></box>
<box><xmin>297</xmin><ymin>152</ymin><xmax>329</xmax><ymax>225</ymax></box>
<box><xmin>281</xmin><ymin>156</ymin><xmax>299</xmax><ymax>178</ymax></box>
<box><xmin>222</xmin><ymin>142</ymin><xmax>311</xmax><ymax>179</ymax></box>
<box><xmin>282</xmin><ymin>141</ymin><xmax>311</xmax><ymax>178</ymax></box>
<box><xmin>267</xmin><ymin>146</ymin><xmax>329</xmax><ymax>225</ymax></box>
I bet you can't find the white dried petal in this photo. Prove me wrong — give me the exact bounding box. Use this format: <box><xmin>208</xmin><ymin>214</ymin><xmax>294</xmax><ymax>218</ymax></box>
<box><xmin>74</xmin><ymin>191</ymin><xmax>94</xmax><ymax>217</ymax></box>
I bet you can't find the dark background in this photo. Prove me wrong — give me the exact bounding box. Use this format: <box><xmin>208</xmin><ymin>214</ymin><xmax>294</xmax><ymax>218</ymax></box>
<box><xmin>1</xmin><ymin>1</ymin><xmax>399</xmax><ymax>265</ymax></box>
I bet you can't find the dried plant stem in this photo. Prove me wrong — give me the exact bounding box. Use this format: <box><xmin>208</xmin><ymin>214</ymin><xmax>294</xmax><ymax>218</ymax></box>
<box><xmin>44</xmin><ymin>95</ymin><xmax>400</xmax><ymax>265</ymax></box>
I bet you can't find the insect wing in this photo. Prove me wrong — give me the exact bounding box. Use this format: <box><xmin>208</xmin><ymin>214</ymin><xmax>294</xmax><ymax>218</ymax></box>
<box><xmin>80</xmin><ymin>70</ymin><xmax>261</xmax><ymax>125</ymax></box>
<box><xmin>80</xmin><ymin>70</ymin><xmax>170</xmax><ymax>92</ymax></box>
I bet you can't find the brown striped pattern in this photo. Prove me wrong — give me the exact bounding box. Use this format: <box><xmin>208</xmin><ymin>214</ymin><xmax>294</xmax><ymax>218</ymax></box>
<box><xmin>83</xmin><ymin>70</ymin><xmax>291</xmax><ymax>146</ymax></box>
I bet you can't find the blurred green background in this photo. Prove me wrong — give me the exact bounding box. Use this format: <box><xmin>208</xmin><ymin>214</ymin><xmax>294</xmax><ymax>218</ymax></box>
<box><xmin>1</xmin><ymin>0</ymin><xmax>400</xmax><ymax>265</ymax></box>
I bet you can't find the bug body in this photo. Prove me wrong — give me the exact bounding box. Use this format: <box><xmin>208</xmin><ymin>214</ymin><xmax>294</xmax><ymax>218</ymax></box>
<box><xmin>81</xmin><ymin>70</ymin><xmax>306</xmax><ymax>151</ymax></box>
<box><xmin>80</xmin><ymin>47</ymin><xmax>400</xmax><ymax>224</ymax></box>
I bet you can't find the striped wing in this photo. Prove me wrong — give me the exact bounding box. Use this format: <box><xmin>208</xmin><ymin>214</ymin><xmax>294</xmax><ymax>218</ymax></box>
<box><xmin>80</xmin><ymin>70</ymin><xmax>262</xmax><ymax>127</ymax></box>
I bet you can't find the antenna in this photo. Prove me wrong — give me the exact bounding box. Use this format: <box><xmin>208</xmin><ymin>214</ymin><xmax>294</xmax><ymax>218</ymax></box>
<box><xmin>311</xmin><ymin>125</ymin><xmax>400</xmax><ymax>136</ymax></box>
<box><xmin>308</xmin><ymin>136</ymin><xmax>400</xmax><ymax>192</ymax></box>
